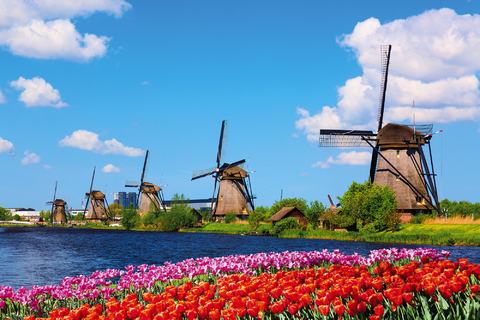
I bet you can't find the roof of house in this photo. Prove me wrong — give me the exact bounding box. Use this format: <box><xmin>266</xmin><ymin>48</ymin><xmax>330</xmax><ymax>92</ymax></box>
<box><xmin>268</xmin><ymin>207</ymin><xmax>305</xmax><ymax>222</ymax></box>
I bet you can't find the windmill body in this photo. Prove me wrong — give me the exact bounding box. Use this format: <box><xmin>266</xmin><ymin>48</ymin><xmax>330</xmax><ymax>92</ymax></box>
<box><xmin>214</xmin><ymin>166</ymin><xmax>251</xmax><ymax>217</ymax></box>
<box><xmin>374</xmin><ymin>124</ymin><xmax>434</xmax><ymax>216</ymax></box>
<box><xmin>53</xmin><ymin>199</ymin><xmax>67</xmax><ymax>224</ymax></box>
<box><xmin>86</xmin><ymin>190</ymin><xmax>107</xmax><ymax>220</ymax></box>
<box><xmin>138</xmin><ymin>182</ymin><xmax>164</xmax><ymax>214</ymax></box>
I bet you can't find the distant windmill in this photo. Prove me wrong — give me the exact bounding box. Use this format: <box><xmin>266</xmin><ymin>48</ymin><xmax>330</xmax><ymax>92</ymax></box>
<box><xmin>125</xmin><ymin>150</ymin><xmax>166</xmax><ymax>213</ymax></box>
<box><xmin>318</xmin><ymin>45</ymin><xmax>441</xmax><ymax>218</ymax></box>
<box><xmin>46</xmin><ymin>181</ymin><xmax>67</xmax><ymax>224</ymax></box>
<box><xmin>83</xmin><ymin>167</ymin><xmax>111</xmax><ymax>221</ymax></box>
<box><xmin>191</xmin><ymin>120</ymin><xmax>255</xmax><ymax>221</ymax></box>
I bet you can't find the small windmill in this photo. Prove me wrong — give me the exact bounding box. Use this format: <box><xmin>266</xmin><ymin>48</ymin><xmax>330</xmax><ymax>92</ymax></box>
<box><xmin>318</xmin><ymin>45</ymin><xmax>441</xmax><ymax>216</ymax></box>
<box><xmin>125</xmin><ymin>150</ymin><xmax>166</xmax><ymax>213</ymax></box>
<box><xmin>46</xmin><ymin>181</ymin><xmax>67</xmax><ymax>224</ymax></box>
<box><xmin>191</xmin><ymin>120</ymin><xmax>255</xmax><ymax>221</ymax></box>
<box><xmin>83</xmin><ymin>167</ymin><xmax>111</xmax><ymax>221</ymax></box>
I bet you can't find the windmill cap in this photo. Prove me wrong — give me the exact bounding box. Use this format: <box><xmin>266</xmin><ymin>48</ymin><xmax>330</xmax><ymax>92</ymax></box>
<box><xmin>90</xmin><ymin>190</ymin><xmax>105</xmax><ymax>199</ymax></box>
<box><xmin>377</xmin><ymin>123</ymin><xmax>425</xmax><ymax>146</ymax></box>
<box><xmin>54</xmin><ymin>199</ymin><xmax>66</xmax><ymax>206</ymax></box>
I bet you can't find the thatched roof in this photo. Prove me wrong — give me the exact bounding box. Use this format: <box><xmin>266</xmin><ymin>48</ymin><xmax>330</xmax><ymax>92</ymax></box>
<box><xmin>268</xmin><ymin>207</ymin><xmax>305</xmax><ymax>222</ymax></box>
<box><xmin>89</xmin><ymin>190</ymin><xmax>105</xmax><ymax>200</ymax></box>
<box><xmin>54</xmin><ymin>199</ymin><xmax>66</xmax><ymax>206</ymax></box>
<box><xmin>141</xmin><ymin>182</ymin><xmax>161</xmax><ymax>193</ymax></box>
<box><xmin>378</xmin><ymin>123</ymin><xmax>425</xmax><ymax>146</ymax></box>
<box><xmin>223</xmin><ymin>166</ymin><xmax>248</xmax><ymax>178</ymax></box>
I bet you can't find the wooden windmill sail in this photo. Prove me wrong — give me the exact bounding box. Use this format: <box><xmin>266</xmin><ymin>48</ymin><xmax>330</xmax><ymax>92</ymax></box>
<box><xmin>318</xmin><ymin>45</ymin><xmax>441</xmax><ymax>216</ymax></box>
<box><xmin>125</xmin><ymin>150</ymin><xmax>166</xmax><ymax>214</ymax></box>
<box><xmin>83</xmin><ymin>167</ymin><xmax>111</xmax><ymax>221</ymax></box>
<box><xmin>191</xmin><ymin>120</ymin><xmax>255</xmax><ymax>220</ymax></box>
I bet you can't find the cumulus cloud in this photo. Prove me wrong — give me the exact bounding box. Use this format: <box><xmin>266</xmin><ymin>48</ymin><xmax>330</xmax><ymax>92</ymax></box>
<box><xmin>102</xmin><ymin>164</ymin><xmax>120</xmax><ymax>173</ymax></box>
<box><xmin>0</xmin><ymin>0</ymin><xmax>131</xmax><ymax>61</ymax></box>
<box><xmin>21</xmin><ymin>150</ymin><xmax>41</xmax><ymax>165</ymax></box>
<box><xmin>0</xmin><ymin>137</ymin><xmax>14</xmax><ymax>154</ymax></box>
<box><xmin>43</xmin><ymin>164</ymin><xmax>52</xmax><ymax>169</ymax></box>
<box><xmin>59</xmin><ymin>130</ymin><xmax>145</xmax><ymax>156</ymax></box>
<box><xmin>0</xmin><ymin>19</ymin><xmax>110</xmax><ymax>61</ymax></box>
<box><xmin>312</xmin><ymin>151</ymin><xmax>371</xmax><ymax>169</ymax></box>
<box><xmin>10</xmin><ymin>77</ymin><xmax>68</xmax><ymax>107</ymax></box>
<box><xmin>296</xmin><ymin>8</ymin><xmax>480</xmax><ymax>142</ymax></box>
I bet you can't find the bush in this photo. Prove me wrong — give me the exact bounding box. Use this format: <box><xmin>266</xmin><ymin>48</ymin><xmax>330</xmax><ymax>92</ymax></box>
<box><xmin>0</xmin><ymin>206</ymin><xmax>13</xmax><ymax>221</ymax></box>
<box><xmin>13</xmin><ymin>214</ymin><xmax>21</xmax><ymax>221</ymax></box>
<box><xmin>272</xmin><ymin>217</ymin><xmax>299</xmax><ymax>236</ymax></box>
<box><xmin>410</xmin><ymin>213</ymin><xmax>429</xmax><ymax>224</ymax></box>
<box><xmin>121</xmin><ymin>207</ymin><xmax>140</xmax><ymax>230</ymax></box>
<box><xmin>142</xmin><ymin>211</ymin><xmax>163</xmax><ymax>228</ymax></box>
<box><xmin>224</xmin><ymin>212</ymin><xmax>237</xmax><ymax>224</ymax></box>
<box><xmin>160</xmin><ymin>193</ymin><xmax>197</xmax><ymax>231</ymax></box>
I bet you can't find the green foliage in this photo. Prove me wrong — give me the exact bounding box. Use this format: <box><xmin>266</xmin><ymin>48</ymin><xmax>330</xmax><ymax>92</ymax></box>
<box><xmin>108</xmin><ymin>203</ymin><xmax>124</xmax><ymax>217</ymax></box>
<box><xmin>268</xmin><ymin>198</ymin><xmax>308</xmax><ymax>219</ymax></box>
<box><xmin>39</xmin><ymin>210</ymin><xmax>51</xmax><ymax>222</ymax></box>
<box><xmin>438</xmin><ymin>199</ymin><xmax>480</xmax><ymax>219</ymax></box>
<box><xmin>142</xmin><ymin>211</ymin><xmax>163</xmax><ymax>228</ymax></box>
<box><xmin>224</xmin><ymin>212</ymin><xmax>237</xmax><ymax>224</ymax></box>
<box><xmin>13</xmin><ymin>214</ymin><xmax>21</xmax><ymax>221</ymax></box>
<box><xmin>410</xmin><ymin>213</ymin><xmax>429</xmax><ymax>224</ymax></box>
<box><xmin>121</xmin><ymin>207</ymin><xmax>140</xmax><ymax>230</ymax></box>
<box><xmin>159</xmin><ymin>193</ymin><xmax>197</xmax><ymax>231</ymax></box>
<box><xmin>247</xmin><ymin>206</ymin><xmax>269</xmax><ymax>230</ymax></box>
<box><xmin>305</xmin><ymin>200</ymin><xmax>326</xmax><ymax>229</ymax></box>
<box><xmin>272</xmin><ymin>217</ymin><xmax>299</xmax><ymax>236</ymax></box>
<box><xmin>200</xmin><ymin>208</ymin><xmax>211</xmax><ymax>222</ymax></box>
<box><xmin>337</xmin><ymin>181</ymin><xmax>400</xmax><ymax>232</ymax></box>
<box><xmin>73</xmin><ymin>212</ymin><xmax>85</xmax><ymax>221</ymax></box>
<box><xmin>0</xmin><ymin>206</ymin><xmax>13</xmax><ymax>221</ymax></box>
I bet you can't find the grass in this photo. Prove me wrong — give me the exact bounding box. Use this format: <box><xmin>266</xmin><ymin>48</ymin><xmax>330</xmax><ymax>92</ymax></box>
<box><xmin>182</xmin><ymin>222</ymin><xmax>272</xmax><ymax>234</ymax></box>
<box><xmin>424</xmin><ymin>216</ymin><xmax>480</xmax><ymax>224</ymax></box>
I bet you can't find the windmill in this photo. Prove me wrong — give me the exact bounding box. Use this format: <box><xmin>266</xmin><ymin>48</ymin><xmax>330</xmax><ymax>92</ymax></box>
<box><xmin>318</xmin><ymin>45</ymin><xmax>441</xmax><ymax>218</ymax></box>
<box><xmin>191</xmin><ymin>120</ymin><xmax>255</xmax><ymax>221</ymax></box>
<box><xmin>83</xmin><ymin>167</ymin><xmax>111</xmax><ymax>221</ymax></box>
<box><xmin>46</xmin><ymin>181</ymin><xmax>67</xmax><ymax>224</ymax></box>
<box><xmin>125</xmin><ymin>150</ymin><xmax>166</xmax><ymax>214</ymax></box>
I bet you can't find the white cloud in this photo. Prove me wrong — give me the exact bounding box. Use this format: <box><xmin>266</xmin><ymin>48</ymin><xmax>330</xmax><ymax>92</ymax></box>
<box><xmin>299</xmin><ymin>172</ymin><xmax>310</xmax><ymax>176</ymax></box>
<box><xmin>291</xmin><ymin>133</ymin><xmax>299</xmax><ymax>138</ymax></box>
<box><xmin>312</xmin><ymin>151</ymin><xmax>371</xmax><ymax>169</ymax></box>
<box><xmin>0</xmin><ymin>19</ymin><xmax>110</xmax><ymax>61</ymax></box>
<box><xmin>0</xmin><ymin>0</ymin><xmax>131</xmax><ymax>61</ymax></box>
<box><xmin>59</xmin><ymin>130</ymin><xmax>145</xmax><ymax>156</ymax></box>
<box><xmin>0</xmin><ymin>137</ymin><xmax>14</xmax><ymax>154</ymax></box>
<box><xmin>10</xmin><ymin>77</ymin><xmax>68</xmax><ymax>108</ymax></box>
<box><xmin>102</xmin><ymin>164</ymin><xmax>120</xmax><ymax>173</ymax></box>
<box><xmin>21</xmin><ymin>150</ymin><xmax>41</xmax><ymax>165</ymax></box>
<box><xmin>43</xmin><ymin>164</ymin><xmax>52</xmax><ymax>169</ymax></box>
<box><xmin>142</xmin><ymin>81</ymin><xmax>150</xmax><ymax>85</ymax></box>
<box><xmin>0</xmin><ymin>88</ymin><xmax>5</xmax><ymax>103</ymax></box>
<box><xmin>297</xmin><ymin>8</ymin><xmax>480</xmax><ymax>141</ymax></box>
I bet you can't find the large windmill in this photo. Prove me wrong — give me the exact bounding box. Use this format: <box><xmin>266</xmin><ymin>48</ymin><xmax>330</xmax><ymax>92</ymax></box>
<box><xmin>191</xmin><ymin>120</ymin><xmax>255</xmax><ymax>221</ymax></box>
<box><xmin>318</xmin><ymin>45</ymin><xmax>441</xmax><ymax>218</ymax></box>
<box><xmin>46</xmin><ymin>181</ymin><xmax>67</xmax><ymax>224</ymax></box>
<box><xmin>125</xmin><ymin>150</ymin><xmax>166</xmax><ymax>214</ymax></box>
<box><xmin>83</xmin><ymin>167</ymin><xmax>111</xmax><ymax>221</ymax></box>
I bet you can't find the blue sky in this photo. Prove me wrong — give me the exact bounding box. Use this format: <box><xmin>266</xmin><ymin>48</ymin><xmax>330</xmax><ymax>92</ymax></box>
<box><xmin>1</xmin><ymin>0</ymin><xmax>479</xmax><ymax>211</ymax></box>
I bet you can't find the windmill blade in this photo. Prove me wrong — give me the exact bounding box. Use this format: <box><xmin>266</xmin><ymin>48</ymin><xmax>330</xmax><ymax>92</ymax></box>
<box><xmin>125</xmin><ymin>180</ymin><xmax>140</xmax><ymax>187</ymax></box>
<box><xmin>192</xmin><ymin>167</ymin><xmax>217</xmax><ymax>180</ymax></box>
<box><xmin>216</xmin><ymin>120</ymin><xmax>228</xmax><ymax>167</ymax></box>
<box><xmin>225</xmin><ymin>159</ymin><xmax>245</xmax><ymax>170</ymax></box>
<box><xmin>51</xmin><ymin>181</ymin><xmax>57</xmax><ymax>224</ymax></box>
<box><xmin>210</xmin><ymin>176</ymin><xmax>219</xmax><ymax>219</ymax></box>
<box><xmin>89</xmin><ymin>166</ymin><xmax>96</xmax><ymax>194</ymax></box>
<box><xmin>327</xmin><ymin>194</ymin><xmax>335</xmax><ymax>207</ymax></box>
<box><xmin>370</xmin><ymin>44</ymin><xmax>392</xmax><ymax>183</ymax></box>
<box><xmin>377</xmin><ymin>44</ymin><xmax>392</xmax><ymax>132</ymax></box>
<box><xmin>140</xmin><ymin>150</ymin><xmax>150</xmax><ymax>185</ymax></box>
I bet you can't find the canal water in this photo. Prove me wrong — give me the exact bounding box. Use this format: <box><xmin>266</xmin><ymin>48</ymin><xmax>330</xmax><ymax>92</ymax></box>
<box><xmin>1</xmin><ymin>227</ymin><xmax>479</xmax><ymax>289</ymax></box>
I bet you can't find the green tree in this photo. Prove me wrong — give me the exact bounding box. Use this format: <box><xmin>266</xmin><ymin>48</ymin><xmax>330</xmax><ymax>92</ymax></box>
<box><xmin>74</xmin><ymin>212</ymin><xmax>85</xmax><ymax>221</ymax></box>
<box><xmin>0</xmin><ymin>207</ymin><xmax>13</xmax><ymax>221</ymax></box>
<box><xmin>305</xmin><ymin>200</ymin><xmax>326</xmax><ymax>229</ymax></box>
<box><xmin>336</xmin><ymin>181</ymin><xmax>399</xmax><ymax>231</ymax></box>
<box><xmin>109</xmin><ymin>203</ymin><xmax>124</xmax><ymax>217</ymax></box>
<box><xmin>160</xmin><ymin>193</ymin><xmax>196</xmax><ymax>231</ymax></box>
<box><xmin>247</xmin><ymin>206</ymin><xmax>269</xmax><ymax>230</ymax></box>
<box><xmin>121</xmin><ymin>207</ymin><xmax>140</xmax><ymax>230</ymax></box>
<box><xmin>39</xmin><ymin>210</ymin><xmax>51</xmax><ymax>222</ymax></box>
<box><xmin>268</xmin><ymin>198</ymin><xmax>308</xmax><ymax>219</ymax></box>
<box><xmin>201</xmin><ymin>208</ymin><xmax>211</xmax><ymax>222</ymax></box>
<box><xmin>13</xmin><ymin>214</ymin><xmax>21</xmax><ymax>221</ymax></box>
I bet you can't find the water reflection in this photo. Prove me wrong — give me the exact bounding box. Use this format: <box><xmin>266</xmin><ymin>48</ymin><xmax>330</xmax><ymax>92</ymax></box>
<box><xmin>0</xmin><ymin>227</ymin><xmax>478</xmax><ymax>289</ymax></box>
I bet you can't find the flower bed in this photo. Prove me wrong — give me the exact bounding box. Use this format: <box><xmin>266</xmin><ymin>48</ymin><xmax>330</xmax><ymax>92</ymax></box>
<box><xmin>0</xmin><ymin>248</ymin><xmax>460</xmax><ymax>320</ymax></box>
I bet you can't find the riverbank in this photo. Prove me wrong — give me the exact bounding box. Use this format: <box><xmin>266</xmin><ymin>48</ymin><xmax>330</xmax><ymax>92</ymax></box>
<box><xmin>181</xmin><ymin>222</ymin><xmax>480</xmax><ymax>246</ymax></box>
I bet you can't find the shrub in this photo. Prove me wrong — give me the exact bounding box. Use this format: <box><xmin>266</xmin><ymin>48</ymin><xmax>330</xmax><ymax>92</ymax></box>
<box><xmin>121</xmin><ymin>207</ymin><xmax>141</xmax><ymax>230</ymax></box>
<box><xmin>0</xmin><ymin>206</ymin><xmax>13</xmax><ymax>221</ymax></box>
<box><xmin>410</xmin><ymin>213</ymin><xmax>429</xmax><ymax>224</ymax></box>
<box><xmin>224</xmin><ymin>212</ymin><xmax>237</xmax><ymax>224</ymax></box>
<box><xmin>272</xmin><ymin>217</ymin><xmax>299</xmax><ymax>236</ymax></box>
<box><xmin>13</xmin><ymin>214</ymin><xmax>21</xmax><ymax>221</ymax></box>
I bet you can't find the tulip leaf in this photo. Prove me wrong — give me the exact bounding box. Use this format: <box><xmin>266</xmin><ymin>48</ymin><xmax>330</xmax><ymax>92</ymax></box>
<box><xmin>420</xmin><ymin>295</ymin><xmax>432</xmax><ymax>320</ymax></box>
<box><xmin>439</xmin><ymin>296</ymin><xmax>449</xmax><ymax>310</ymax></box>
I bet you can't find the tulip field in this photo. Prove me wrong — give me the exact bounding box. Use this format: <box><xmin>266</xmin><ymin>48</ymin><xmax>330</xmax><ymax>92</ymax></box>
<box><xmin>1</xmin><ymin>248</ymin><xmax>480</xmax><ymax>319</ymax></box>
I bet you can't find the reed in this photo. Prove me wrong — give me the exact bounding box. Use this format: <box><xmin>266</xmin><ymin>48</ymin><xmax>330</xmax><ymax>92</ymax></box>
<box><xmin>423</xmin><ymin>216</ymin><xmax>480</xmax><ymax>224</ymax></box>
